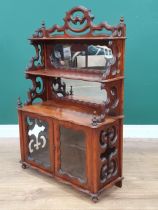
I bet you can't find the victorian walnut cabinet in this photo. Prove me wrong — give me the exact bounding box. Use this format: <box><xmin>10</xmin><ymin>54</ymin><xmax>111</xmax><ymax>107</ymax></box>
<box><xmin>17</xmin><ymin>6</ymin><xmax>126</xmax><ymax>202</ymax></box>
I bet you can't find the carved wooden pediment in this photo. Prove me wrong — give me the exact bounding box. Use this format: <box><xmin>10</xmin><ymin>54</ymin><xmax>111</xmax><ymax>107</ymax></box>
<box><xmin>32</xmin><ymin>6</ymin><xmax>126</xmax><ymax>38</ymax></box>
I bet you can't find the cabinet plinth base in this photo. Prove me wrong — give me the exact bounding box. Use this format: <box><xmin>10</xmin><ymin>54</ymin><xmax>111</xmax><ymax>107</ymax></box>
<box><xmin>19</xmin><ymin>160</ymin><xmax>123</xmax><ymax>202</ymax></box>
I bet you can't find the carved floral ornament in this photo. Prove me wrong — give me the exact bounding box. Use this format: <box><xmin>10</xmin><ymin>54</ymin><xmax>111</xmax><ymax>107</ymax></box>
<box><xmin>32</xmin><ymin>6</ymin><xmax>126</xmax><ymax>38</ymax></box>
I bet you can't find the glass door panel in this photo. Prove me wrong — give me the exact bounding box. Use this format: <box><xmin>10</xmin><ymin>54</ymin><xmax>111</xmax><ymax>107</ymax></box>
<box><xmin>25</xmin><ymin>116</ymin><xmax>51</xmax><ymax>169</ymax></box>
<box><xmin>59</xmin><ymin>126</ymin><xmax>86</xmax><ymax>183</ymax></box>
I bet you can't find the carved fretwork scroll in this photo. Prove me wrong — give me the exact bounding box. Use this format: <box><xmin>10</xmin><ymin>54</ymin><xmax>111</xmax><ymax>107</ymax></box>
<box><xmin>25</xmin><ymin>75</ymin><xmax>46</xmax><ymax>105</ymax></box>
<box><xmin>91</xmin><ymin>81</ymin><xmax>121</xmax><ymax>126</ymax></box>
<box><xmin>51</xmin><ymin>77</ymin><xmax>70</xmax><ymax>98</ymax></box>
<box><xmin>102</xmin><ymin>80</ymin><xmax>121</xmax><ymax>116</ymax></box>
<box><xmin>91</xmin><ymin>80</ymin><xmax>122</xmax><ymax>127</ymax></box>
<box><xmin>102</xmin><ymin>41</ymin><xmax>121</xmax><ymax>79</ymax></box>
<box><xmin>27</xmin><ymin>42</ymin><xmax>44</xmax><ymax>70</ymax></box>
<box><xmin>32</xmin><ymin>6</ymin><xmax>126</xmax><ymax>38</ymax></box>
<box><xmin>99</xmin><ymin>125</ymin><xmax>118</xmax><ymax>183</ymax></box>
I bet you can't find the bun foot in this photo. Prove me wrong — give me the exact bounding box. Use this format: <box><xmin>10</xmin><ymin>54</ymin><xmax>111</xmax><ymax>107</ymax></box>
<box><xmin>91</xmin><ymin>195</ymin><xmax>99</xmax><ymax>203</ymax></box>
<box><xmin>21</xmin><ymin>163</ymin><xmax>27</xmax><ymax>169</ymax></box>
<box><xmin>115</xmin><ymin>180</ymin><xmax>122</xmax><ymax>188</ymax></box>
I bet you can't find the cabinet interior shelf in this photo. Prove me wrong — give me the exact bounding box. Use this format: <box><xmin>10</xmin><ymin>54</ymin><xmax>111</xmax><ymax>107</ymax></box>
<box><xmin>26</xmin><ymin>69</ymin><xmax>124</xmax><ymax>83</ymax></box>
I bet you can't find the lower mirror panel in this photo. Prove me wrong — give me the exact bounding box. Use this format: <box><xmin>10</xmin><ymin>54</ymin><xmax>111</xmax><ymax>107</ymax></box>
<box><xmin>59</xmin><ymin>126</ymin><xmax>87</xmax><ymax>184</ymax></box>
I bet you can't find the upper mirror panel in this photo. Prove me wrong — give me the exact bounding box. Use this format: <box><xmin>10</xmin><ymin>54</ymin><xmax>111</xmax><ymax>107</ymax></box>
<box><xmin>48</xmin><ymin>43</ymin><xmax>120</xmax><ymax>75</ymax></box>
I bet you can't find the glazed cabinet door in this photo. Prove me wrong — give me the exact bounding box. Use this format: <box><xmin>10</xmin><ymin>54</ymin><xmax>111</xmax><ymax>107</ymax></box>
<box><xmin>54</xmin><ymin>121</ymin><xmax>92</xmax><ymax>190</ymax></box>
<box><xmin>21</xmin><ymin>112</ymin><xmax>54</xmax><ymax>174</ymax></box>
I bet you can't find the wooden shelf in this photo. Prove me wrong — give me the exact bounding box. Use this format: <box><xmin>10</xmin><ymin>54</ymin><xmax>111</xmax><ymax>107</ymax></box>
<box><xmin>29</xmin><ymin>36</ymin><xmax>126</xmax><ymax>42</ymax></box>
<box><xmin>19</xmin><ymin>100</ymin><xmax>122</xmax><ymax>128</ymax></box>
<box><xmin>26</xmin><ymin>69</ymin><xmax>124</xmax><ymax>83</ymax></box>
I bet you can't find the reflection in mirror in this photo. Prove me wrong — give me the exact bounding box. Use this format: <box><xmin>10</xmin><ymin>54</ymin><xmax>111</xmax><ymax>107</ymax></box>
<box><xmin>59</xmin><ymin>126</ymin><xmax>86</xmax><ymax>183</ymax></box>
<box><xmin>62</xmin><ymin>79</ymin><xmax>107</xmax><ymax>103</ymax></box>
<box><xmin>50</xmin><ymin>44</ymin><xmax>116</xmax><ymax>71</ymax></box>
<box><xmin>26</xmin><ymin>116</ymin><xmax>50</xmax><ymax>169</ymax></box>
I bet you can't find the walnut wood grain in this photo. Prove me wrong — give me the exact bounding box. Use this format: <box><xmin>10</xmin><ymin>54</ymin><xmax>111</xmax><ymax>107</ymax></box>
<box><xmin>18</xmin><ymin>101</ymin><xmax>121</xmax><ymax>128</ymax></box>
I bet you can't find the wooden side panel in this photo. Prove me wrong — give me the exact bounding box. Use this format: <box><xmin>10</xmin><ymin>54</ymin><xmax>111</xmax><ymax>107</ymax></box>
<box><xmin>18</xmin><ymin>110</ymin><xmax>25</xmax><ymax>162</ymax></box>
<box><xmin>92</xmin><ymin>119</ymin><xmax>123</xmax><ymax>192</ymax></box>
<box><xmin>91</xmin><ymin>127</ymin><xmax>100</xmax><ymax>194</ymax></box>
<box><xmin>118</xmin><ymin>119</ymin><xmax>123</xmax><ymax>178</ymax></box>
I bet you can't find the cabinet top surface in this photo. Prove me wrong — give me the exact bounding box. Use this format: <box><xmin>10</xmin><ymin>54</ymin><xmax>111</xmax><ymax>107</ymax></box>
<box><xmin>30</xmin><ymin>6</ymin><xmax>126</xmax><ymax>41</ymax></box>
<box><xmin>19</xmin><ymin>100</ymin><xmax>121</xmax><ymax>128</ymax></box>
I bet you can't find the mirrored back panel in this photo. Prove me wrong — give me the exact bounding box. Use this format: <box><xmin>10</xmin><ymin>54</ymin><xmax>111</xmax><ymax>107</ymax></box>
<box><xmin>46</xmin><ymin>41</ymin><xmax>121</xmax><ymax>77</ymax></box>
<box><xmin>62</xmin><ymin>79</ymin><xmax>106</xmax><ymax>102</ymax></box>
<box><xmin>50</xmin><ymin>78</ymin><xmax>107</xmax><ymax>114</ymax></box>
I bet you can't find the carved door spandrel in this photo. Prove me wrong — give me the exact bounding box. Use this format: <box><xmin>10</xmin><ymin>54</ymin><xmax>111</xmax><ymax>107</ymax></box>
<box><xmin>23</xmin><ymin>115</ymin><xmax>53</xmax><ymax>171</ymax></box>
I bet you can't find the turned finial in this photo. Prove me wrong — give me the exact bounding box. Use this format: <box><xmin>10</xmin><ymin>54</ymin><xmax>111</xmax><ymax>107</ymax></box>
<box><xmin>120</xmin><ymin>16</ymin><xmax>124</xmax><ymax>24</ymax></box>
<box><xmin>17</xmin><ymin>97</ymin><xmax>22</xmax><ymax>108</ymax></box>
<box><xmin>70</xmin><ymin>85</ymin><xmax>73</xmax><ymax>95</ymax></box>
<box><xmin>92</xmin><ymin>111</ymin><xmax>98</xmax><ymax>126</ymax></box>
<box><xmin>41</xmin><ymin>20</ymin><xmax>46</xmax><ymax>28</ymax></box>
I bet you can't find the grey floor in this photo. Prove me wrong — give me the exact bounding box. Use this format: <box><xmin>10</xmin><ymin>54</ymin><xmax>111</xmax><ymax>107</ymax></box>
<box><xmin>0</xmin><ymin>138</ymin><xmax>158</xmax><ymax>210</ymax></box>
